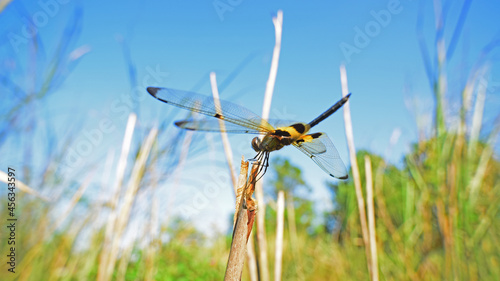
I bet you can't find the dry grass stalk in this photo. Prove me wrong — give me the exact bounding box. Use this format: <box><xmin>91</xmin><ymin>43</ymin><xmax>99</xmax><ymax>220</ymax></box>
<box><xmin>365</xmin><ymin>155</ymin><xmax>379</xmax><ymax>281</ymax></box>
<box><xmin>99</xmin><ymin>126</ymin><xmax>158</xmax><ymax>281</ymax></box>
<box><xmin>255</xmin><ymin>179</ymin><xmax>270</xmax><ymax>281</ymax></box>
<box><xmin>340</xmin><ymin>64</ymin><xmax>371</xmax><ymax>272</ymax></box>
<box><xmin>116</xmin><ymin>243</ymin><xmax>134</xmax><ymax>281</ymax></box>
<box><xmin>261</xmin><ymin>9</ymin><xmax>283</xmax><ymax>120</ymax></box>
<box><xmin>246</xmin><ymin>235</ymin><xmax>259</xmax><ymax>281</ymax></box>
<box><xmin>226</xmin><ymin>160</ymin><xmax>259</xmax><ymax>280</ymax></box>
<box><xmin>17</xmin><ymin>171</ymin><xmax>95</xmax><ymax>280</ymax></box>
<box><xmin>0</xmin><ymin>170</ymin><xmax>50</xmax><ymax>201</ymax></box>
<box><xmin>0</xmin><ymin>0</ymin><xmax>14</xmax><ymax>12</ymax></box>
<box><xmin>468</xmin><ymin>71</ymin><xmax>487</xmax><ymax>157</ymax></box>
<box><xmin>145</xmin><ymin>175</ymin><xmax>159</xmax><ymax>281</ymax></box>
<box><xmin>274</xmin><ymin>190</ymin><xmax>285</xmax><ymax>281</ymax></box>
<box><xmin>210</xmin><ymin>71</ymin><xmax>237</xmax><ymax>190</ymax></box>
<box><xmin>51</xmin><ymin>171</ymin><xmax>94</xmax><ymax>232</ymax></box>
<box><xmin>255</xmin><ymin>10</ymin><xmax>283</xmax><ymax>281</ymax></box>
<box><xmin>468</xmin><ymin>124</ymin><xmax>500</xmax><ymax>203</ymax></box>
<box><xmin>98</xmin><ymin>113</ymin><xmax>137</xmax><ymax>281</ymax></box>
<box><xmin>286</xmin><ymin>193</ymin><xmax>303</xmax><ymax>277</ymax></box>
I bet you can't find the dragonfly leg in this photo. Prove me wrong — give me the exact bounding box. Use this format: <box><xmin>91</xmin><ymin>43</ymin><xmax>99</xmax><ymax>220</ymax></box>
<box><xmin>248</xmin><ymin>152</ymin><xmax>261</xmax><ymax>163</ymax></box>
<box><xmin>253</xmin><ymin>152</ymin><xmax>270</xmax><ymax>183</ymax></box>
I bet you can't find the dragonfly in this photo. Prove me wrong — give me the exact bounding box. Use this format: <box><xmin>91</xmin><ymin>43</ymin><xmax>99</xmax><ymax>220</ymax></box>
<box><xmin>147</xmin><ymin>87</ymin><xmax>350</xmax><ymax>180</ymax></box>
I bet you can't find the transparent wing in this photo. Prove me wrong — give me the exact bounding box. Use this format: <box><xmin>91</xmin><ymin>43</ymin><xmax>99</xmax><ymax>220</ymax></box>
<box><xmin>175</xmin><ymin>119</ymin><xmax>264</xmax><ymax>134</ymax></box>
<box><xmin>293</xmin><ymin>132</ymin><xmax>348</xmax><ymax>179</ymax></box>
<box><xmin>148</xmin><ymin>87</ymin><xmax>274</xmax><ymax>133</ymax></box>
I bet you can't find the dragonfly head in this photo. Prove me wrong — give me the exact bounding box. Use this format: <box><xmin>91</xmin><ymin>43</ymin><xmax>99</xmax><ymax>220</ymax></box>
<box><xmin>251</xmin><ymin>137</ymin><xmax>262</xmax><ymax>152</ymax></box>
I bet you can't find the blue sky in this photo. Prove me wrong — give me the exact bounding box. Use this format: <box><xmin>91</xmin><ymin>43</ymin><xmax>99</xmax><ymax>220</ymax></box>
<box><xmin>2</xmin><ymin>0</ymin><xmax>499</xmax><ymax>233</ymax></box>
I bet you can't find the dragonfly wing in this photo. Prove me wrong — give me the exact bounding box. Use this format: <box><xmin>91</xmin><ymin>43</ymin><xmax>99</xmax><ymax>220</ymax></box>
<box><xmin>293</xmin><ymin>132</ymin><xmax>348</xmax><ymax>179</ymax></box>
<box><xmin>148</xmin><ymin>87</ymin><xmax>274</xmax><ymax>132</ymax></box>
<box><xmin>175</xmin><ymin>118</ymin><xmax>263</xmax><ymax>134</ymax></box>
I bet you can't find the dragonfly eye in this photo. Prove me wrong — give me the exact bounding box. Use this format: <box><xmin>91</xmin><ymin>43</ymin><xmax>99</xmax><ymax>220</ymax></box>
<box><xmin>251</xmin><ymin>137</ymin><xmax>261</xmax><ymax>152</ymax></box>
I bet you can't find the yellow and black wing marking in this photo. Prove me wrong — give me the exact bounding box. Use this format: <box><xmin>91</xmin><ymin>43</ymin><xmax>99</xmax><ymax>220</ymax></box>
<box><xmin>293</xmin><ymin>132</ymin><xmax>348</xmax><ymax>179</ymax></box>
<box><xmin>147</xmin><ymin>87</ymin><xmax>275</xmax><ymax>133</ymax></box>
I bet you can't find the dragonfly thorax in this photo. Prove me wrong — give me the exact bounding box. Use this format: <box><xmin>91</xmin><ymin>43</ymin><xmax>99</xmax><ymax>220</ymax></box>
<box><xmin>252</xmin><ymin>134</ymin><xmax>294</xmax><ymax>153</ymax></box>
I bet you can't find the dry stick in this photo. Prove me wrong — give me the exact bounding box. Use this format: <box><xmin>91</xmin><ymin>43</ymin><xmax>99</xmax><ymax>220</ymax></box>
<box><xmin>226</xmin><ymin>195</ymin><xmax>249</xmax><ymax>281</ymax></box>
<box><xmin>339</xmin><ymin>65</ymin><xmax>372</xmax><ymax>275</ymax></box>
<box><xmin>98</xmin><ymin>113</ymin><xmax>137</xmax><ymax>281</ymax></box>
<box><xmin>365</xmin><ymin>156</ymin><xmax>379</xmax><ymax>281</ymax></box>
<box><xmin>102</xmin><ymin>127</ymin><xmax>158</xmax><ymax>281</ymax></box>
<box><xmin>256</xmin><ymin>10</ymin><xmax>283</xmax><ymax>281</ymax></box>
<box><xmin>226</xmin><ymin>160</ymin><xmax>259</xmax><ymax>281</ymax></box>
<box><xmin>274</xmin><ymin>191</ymin><xmax>285</xmax><ymax>281</ymax></box>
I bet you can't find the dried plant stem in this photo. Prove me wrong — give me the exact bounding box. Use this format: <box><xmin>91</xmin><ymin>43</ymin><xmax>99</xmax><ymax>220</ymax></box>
<box><xmin>226</xmin><ymin>160</ymin><xmax>259</xmax><ymax>280</ymax></box>
<box><xmin>100</xmin><ymin>126</ymin><xmax>158</xmax><ymax>281</ymax></box>
<box><xmin>246</xmin><ymin>235</ymin><xmax>259</xmax><ymax>281</ymax></box>
<box><xmin>286</xmin><ymin>193</ymin><xmax>304</xmax><ymax>278</ymax></box>
<box><xmin>468</xmin><ymin>124</ymin><xmax>500</xmax><ymax>203</ymax></box>
<box><xmin>116</xmin><ymin>243</ymin><xmax>134</xmax><ymax>281</ymax></box>
<box><xmin>365</xmin><ymin>156</ymin><xmax>379</xmax><ymax>281</ymax></box>
<box><xmin>234</xmin><ymin>158</ymin><xmax>250</xmax><ymax>226</ymax></box>
<box><xmin>0</xmin><ymin>170</ymin><xmax>50</xmax><ymax>201</ymax></box>
<box><xmin>98</xmin><ymin>113</ymin><xmax>136</xmax><ymax>281</ymax></box>
<box><xmin>433</xmin><ymin>0</ymin><xmax>448</xmax><ymax>137</ymax></box>
<box><xmin>255</xmin><ymin>10</ymin><xmax>283</xmax><ymax>281</ymax></box>
<box><xmin>340</xmin><ymin>65</ymin><xmax>371</xmax><ymax>272</ymax></box>
<box><xmin>255</xmin><ymin>180</ymin><xmax>270</xmax><ymax>281</ymax></box>
<box><xmin>145</xmin><ymin>179</ymin><xmax>159</xmax><ymax>281</ymax></box>
<box><xmin>17</xmin><ymin>171</ymin><xmax>95</xmax><ymax>281</ymax></box>
<box><xmin>51</xmin><ymin>171</ymin><xmax>93</xmax><ymax>232</ymax></box>
<box><xmin>261</xmin><ymin>10</ymin><xmax>283</xmax><ymax>121</ymax></box>
<box><xmin>0</xmin><ymin>0</ymin><xmax>14</xmax><ymax>12</ymax></box>
<box><xmin>226</xmin><ymin>197</ymin><xmax>249</xmax><ymax>281</ymax></box>
<box><xmin>211</xmin><ymin>72</ymin><xmax>237</xmax><ymax>190</ymax></box>
<box><xmin>468</xmin><ymin>72</ymin><xmax>487</xmax><ymax>157</ymax></box>
<box><xmin>274</xmin><ymin>191</ymin><xmax>285</xmax><ymax>281</ymax></box>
